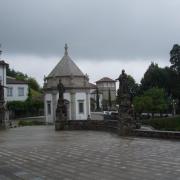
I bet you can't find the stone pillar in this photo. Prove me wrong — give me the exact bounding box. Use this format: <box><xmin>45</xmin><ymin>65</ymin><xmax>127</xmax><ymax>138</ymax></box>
<box><xmin>0</xmin><ymin>97</ymin><xmax>6</xmax><ymax>129</ymax></box>
<box><xmin>70</xmin><ymin>91</ymin><xmax>76</xmax><ymax>120</ymax></box>
<box><xmin>52</xmin><ymin>91</ymin><xmax>57</xmax><ymax>123</ymax></box>
<box><xmin>86</xmin><ymin>91</ymin><xmax>90</xmax><ymax>118</ymax></box>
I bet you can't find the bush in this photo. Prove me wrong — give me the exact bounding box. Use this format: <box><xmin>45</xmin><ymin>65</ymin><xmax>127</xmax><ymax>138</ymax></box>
<box><xmin>7</xmin><ymin>99</ymin><xmax>44</xmax><ymax>118</ymax></box>
<box><xmin>142</xmin><ymin>116</ymin><xmax>180</xmax><ymax>131</ymax></box>
<box><xmin>18</xmin><ymin>120</ymin><xmax>44</xmax><ymax>126</ymax></box>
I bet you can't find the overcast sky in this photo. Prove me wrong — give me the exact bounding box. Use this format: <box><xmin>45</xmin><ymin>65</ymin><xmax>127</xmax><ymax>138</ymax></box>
<box><xmin>0</xmin><ymin>0</ymin><xmax>180</xmax><ymax>85</ymax></box>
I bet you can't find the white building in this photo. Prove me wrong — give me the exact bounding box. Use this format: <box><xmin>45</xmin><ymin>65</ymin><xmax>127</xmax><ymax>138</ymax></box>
<box><xmin>95</xmin><ymin>77</ymin><xmax>116</xmax><ymax>110</ymax></box>
<box><xmin>6</xmin><ymin>76</ymin><xmax>28</xmax><ymax>102</ymax></box>
<box><xmin>43</xmin><ymin>44</ymin><xmax>91</xmax><ymax>123</ymax></box>
<box><xmin>0</xmin><ymin>61</ymin><xmax>28</xmax><ymax>102</ymax></box>
<box><xmin>96</xmin><ymin>77</ymin><xmax>116</xmax><ymax>101</ymax></box>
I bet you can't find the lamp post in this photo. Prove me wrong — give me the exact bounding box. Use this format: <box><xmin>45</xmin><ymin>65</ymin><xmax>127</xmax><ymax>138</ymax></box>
<box><xmin>172</xmin><ymin>99</ymin><xmax>176</xmax><ymax>116</ymax></box>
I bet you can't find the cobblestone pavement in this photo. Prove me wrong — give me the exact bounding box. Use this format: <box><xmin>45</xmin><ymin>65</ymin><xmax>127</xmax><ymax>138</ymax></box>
<box><xmin>0</xmin><ymin>126</ymin><xmax>180</xmax><ymax>180</ymax></box>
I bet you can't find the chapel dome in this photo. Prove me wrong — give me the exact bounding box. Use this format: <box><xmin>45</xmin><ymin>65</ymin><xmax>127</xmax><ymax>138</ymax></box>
<box><xmin>48</xmin><ymin>44</ymin><xmax>85</xmax><ymax>78</ymax></box>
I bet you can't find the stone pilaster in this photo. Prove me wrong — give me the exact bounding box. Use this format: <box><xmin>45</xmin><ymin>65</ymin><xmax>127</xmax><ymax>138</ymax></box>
<box><xmin>86</xmin><ymin>91</ymin><xmax>90</xmax><ymax>118</ymax></box>
<box><xmin>70</xmin><ymin>91</ymin><xmax>76</xmax><ymax>120</ymax></box>
<box><xmin>52</xmin><ymin>91</ymin><xmax>57</xmax><ymax>123</ymax></box>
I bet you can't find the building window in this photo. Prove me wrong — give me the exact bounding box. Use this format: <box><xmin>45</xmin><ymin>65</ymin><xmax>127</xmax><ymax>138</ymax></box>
<box><xmin>78</xmin><ymin>100</ymin><xmax>84</xmax><ymax>114</ymax></box>
<box><xmin>7</xmin><ymin>87</ymin><xmax>13</xmax><ymax>97</ymax></box>
<box><xmin>18</xmin><ymin>87</ymin><xmax>24</xmax><ymax>96</ymax></box>
<box><xmin>47</xmin><ymin>101</ymin><xmax>51</xmax><ymax>115</ymax></box>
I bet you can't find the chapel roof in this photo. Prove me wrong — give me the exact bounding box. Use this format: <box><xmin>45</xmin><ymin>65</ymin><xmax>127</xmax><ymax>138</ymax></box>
<box><xmin>48</xmin><ymin>44</ymin><xmax>85</xmax><ymax>78</ymax></box>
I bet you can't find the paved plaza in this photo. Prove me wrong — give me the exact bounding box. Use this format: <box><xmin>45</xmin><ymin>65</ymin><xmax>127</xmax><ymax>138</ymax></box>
<box><xmin>0</xmin><ymin>126</ymin><xmax>180</xmax><ymax>180</ymax></box>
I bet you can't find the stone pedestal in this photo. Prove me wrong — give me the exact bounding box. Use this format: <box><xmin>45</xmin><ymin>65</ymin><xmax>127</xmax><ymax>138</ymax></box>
<box><xmin>0</xmin><ymin>101</ymin><xmax>6</xmax><ymax>129</ymax></box>
<box><xmin>55</xmin><ymin>103</ymin><xmax>67</xmax><ymax>131</ymax></box>
<box><xmin>117</xmin><ymin>94</ymin><xmax>135</xmax><ymax>136</ymax></box>
<box><xmin>55</xmin><ymin>120</ymin><xmax>66</xmax><ymax>130</ymax></box>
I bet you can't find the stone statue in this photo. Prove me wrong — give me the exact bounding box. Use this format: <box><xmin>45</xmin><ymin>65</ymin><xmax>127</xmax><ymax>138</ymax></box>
<box><xmin>116</xmin><ymin>70</ymin><xmax>137</xmax><ymax>135</ymax></box>
<box><xmin>57</xmin><ymin>79</ymin><xmax>65</xmax><ymax>101</ymax></box>
<box><xmin>55</xmin><ymin>79</ymin><xmax>66</xmax><ymax>130</ymax></box>
<box><xmin>116</xmin><ymin>69</ymin><xmax>129</xmax><ymax>94</ymax></box>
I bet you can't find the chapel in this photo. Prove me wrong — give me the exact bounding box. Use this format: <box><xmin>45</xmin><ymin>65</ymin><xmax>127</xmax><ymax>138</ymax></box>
<box><xmin>43</xmin><ymin>44</ymin><xmax>91</xmax><ymax>123</ymax></box>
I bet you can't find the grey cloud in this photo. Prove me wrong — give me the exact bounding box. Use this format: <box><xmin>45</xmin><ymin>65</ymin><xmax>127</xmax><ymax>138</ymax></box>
<box><xmin>0</xmin><ymin>0</ymin><xmax>180</xmax><ymax>60</ymax></box>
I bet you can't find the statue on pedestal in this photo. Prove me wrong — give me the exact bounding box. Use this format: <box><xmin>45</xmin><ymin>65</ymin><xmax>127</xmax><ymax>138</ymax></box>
<box><xmin>116</xmin><ymin>70</ymin><xmax>136</xmax><ymax>135</ymax></box>
<box><xmin>0</xmin><ymin>81</ymin><xmax>6</xmax><ymax>128</ymax></box>
<box><xmin>116</xmin><ymin>69</ymin><xmax>129</xmax><ymax>94</ymax></box>
<box><xmin>55</xmin><ymin>79</ymin><xmax>67</xmax><ymax>130</ymax></box>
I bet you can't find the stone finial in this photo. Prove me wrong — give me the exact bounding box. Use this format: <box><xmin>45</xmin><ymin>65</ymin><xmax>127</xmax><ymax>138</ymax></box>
<box><xmin>64</xmin><ymin>43</ymin><xmax>68</xmax><ymax>56</ymax></box>
<box><xmin>0</xmin><ymin>44</ymin><xmax>2</xmax><ymax>56</ymax></box>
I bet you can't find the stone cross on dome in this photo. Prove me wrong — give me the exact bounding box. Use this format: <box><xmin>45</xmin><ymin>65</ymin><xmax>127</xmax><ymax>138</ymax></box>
<box><xmin>64</xmin><ymin>43</ymin><xmax>68</xmax><ymax>56</ymax></box>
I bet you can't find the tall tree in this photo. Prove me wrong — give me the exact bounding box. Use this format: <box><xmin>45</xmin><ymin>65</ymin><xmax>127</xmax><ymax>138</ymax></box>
<box><xmin>170</xmin><ymin>44</ymin><xmax>180</xmax><ymax>74</ymax></box>
<box><xmin>141</xmin><ymin>63</ymin><xmax>168</xmax><ymax>91</ymax></box>
<box><xmin>170</xmin><ymin>44</ymin><xmax>180</xmax><ymax>111</ymax></box>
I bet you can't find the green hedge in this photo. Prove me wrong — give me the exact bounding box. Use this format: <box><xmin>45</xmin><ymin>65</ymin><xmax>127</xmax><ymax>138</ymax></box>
<box><xmin>7</xmin><ymin>100</ymin><xmax>44</xmax><ymax>118</ymax></box>
<box><xmin>142</xmin><ymin>116</ymin><xmax>180</xmax><ymax>131</ymax></box>
<box><xmin>18</xmin><ymin>120</ymin><xmax>45</xmax><ymax>126</ymax></box>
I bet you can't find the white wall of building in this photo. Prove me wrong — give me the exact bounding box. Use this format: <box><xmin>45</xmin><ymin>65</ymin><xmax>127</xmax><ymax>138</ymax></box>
<box><xmin>6</xmin><ymin>84</ymin><xmax>28</xmax><ymax>102</ymax></box>
<box><xmin>75</xmin><ymin>92</ymin><xmax>87</xmax><ymax>120</ymax></box>
<box><xmin>45</xmin><ymin>91</ymin><xmax>91</xmax><ymax>123</ymax></box>
<box><xmin>44</xmin><ymin>93</ymin><xmax>53</xmax><ymax>123</ymax></box>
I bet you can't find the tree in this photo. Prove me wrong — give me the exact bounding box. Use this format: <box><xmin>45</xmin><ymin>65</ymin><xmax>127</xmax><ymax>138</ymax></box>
<box><xmin>133</xmin><ymin>88</ymin><xmax>168</xmax><ymax>117</ymax></box>
<box><xmin>7</xmin><ymin>66</ymin><xmax>28</xmax><ymax>81</ymax></box>
<box><xmin>28</xmin><ymin>77</ymin><xmax>40</xmax><ymax>91</ymax></box>
<box><xmin>127</xmin><ymin>75</ymin><xmax>140</xmax><ymax>100</ymax></box>
<box><xmin>141</xmin><ymin>63</ymin><xmax>168</xmax><ymax>91</ymax></box>
<box><xmin>170</xmin><ymin>44</ymin><xmax>180</xmax><ymax>74</ymax></box>
<box><xmin>133</xmin><ymin>96</ymin><xmax>153</xmax><ymax>114</ymax></box>
<box><xmin>144</xmin><ymin>88</ymin><xmax>168</xmax><ymax>114</ymax></box>
<box><xmin>170</xmin><ymin>44</ymin><xmax>180</xmax><ymax>112</ymax></box>
<box><xmin>7</xmin><ymin>66</ymin><xmax>41</xmax><ymax>92</ymax></box>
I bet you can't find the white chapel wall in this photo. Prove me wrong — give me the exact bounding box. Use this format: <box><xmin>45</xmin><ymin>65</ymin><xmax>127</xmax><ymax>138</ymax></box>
<box><xmin>45</xmin><ymin>93</ymin><xmax>53</xmax><ymax>123</ymax></box>
<box><xmin>75</xmin><ymin>92</ymin><xmax>87</xmax><ymax>120</ymax></box>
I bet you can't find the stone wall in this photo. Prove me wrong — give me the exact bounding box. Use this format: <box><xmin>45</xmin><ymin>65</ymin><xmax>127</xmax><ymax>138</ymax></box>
<box><xmin>91</xmin><ymin>112</ymin><xmax>104</xmax><ymax>120</ymax></box>
<box><xmin>132</xmin><ymin>129</ymin><xmax>180</xmax><ymax>139</ymax></box>
<box><xmin>64</xmin><ymin>120</ymin><xmax>118</xmax><ymax>132</ymax></box>
<box><xmin>62</xmin><ymin>120</ymin><xmax>180</xmax><ymax>140</ymax></box>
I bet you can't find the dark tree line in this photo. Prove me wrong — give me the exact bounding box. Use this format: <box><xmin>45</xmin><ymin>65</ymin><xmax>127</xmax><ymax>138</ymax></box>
<box><xmin>132</xmin><ymin>44</ymin><xmax>180</xmax><ymax>114</ymax></box>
